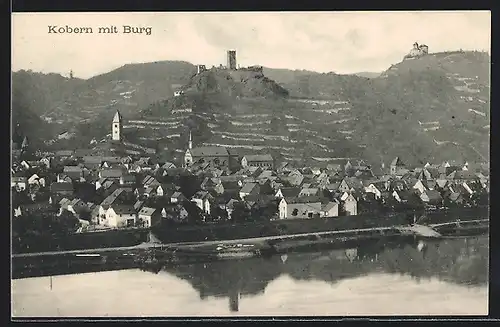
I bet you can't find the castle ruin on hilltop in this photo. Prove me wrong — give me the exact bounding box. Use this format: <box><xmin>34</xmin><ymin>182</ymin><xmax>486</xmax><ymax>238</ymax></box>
<box><xmin>404</xmin><ymin>42</ymin><xmax>429</xmax><ymax>60</ymax></box>
<box><xmin>194</xmin><ymin>50</ymin><xmax>263</xmax><ymax>75</ymax></box>
<box><xmin>227</xmin><ymin>50</ymin><xmax>237</xmax><ymax>70</ymax></box>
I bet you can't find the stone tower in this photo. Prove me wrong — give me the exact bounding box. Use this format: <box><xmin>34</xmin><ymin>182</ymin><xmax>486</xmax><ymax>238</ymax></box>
<box><xmin>112</xmin><ymin>111</ymin><xmax>123</xmax><ymax>142</ymax></box>
<box><xmin>227</xmin><ymin>50</ymin><xmax>237</xmax><ymax>70</ymax></box>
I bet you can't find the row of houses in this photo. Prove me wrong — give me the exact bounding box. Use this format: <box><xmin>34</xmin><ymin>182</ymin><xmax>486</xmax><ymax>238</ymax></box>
<box><xmin>12</xmin><ymin>147</ymin><xmax>489</xmax><ymax>229</ymax></box>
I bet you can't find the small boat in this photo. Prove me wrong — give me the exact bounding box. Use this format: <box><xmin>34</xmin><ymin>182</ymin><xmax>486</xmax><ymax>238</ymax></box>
<box><xmin>216</xmin><ymin>249</ymin><xmax>257</xmax><ymax>260</ymax></box>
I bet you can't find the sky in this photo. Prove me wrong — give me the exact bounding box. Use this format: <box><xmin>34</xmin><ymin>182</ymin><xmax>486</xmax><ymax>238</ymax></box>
<box><xmin>12</xmin><ymin>11</ymin><xmax>491</xmax><ymax>79</ymax></box>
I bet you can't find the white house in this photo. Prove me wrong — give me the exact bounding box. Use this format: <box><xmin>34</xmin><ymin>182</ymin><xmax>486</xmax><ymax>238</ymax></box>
<box><xmin>278</xmin><ymin>197</ymin><xmax>323</xmax><ymax>219</ymax></box>
<box><xmin>321</xmin><ymin>200</ymin><xmax>340</xmax><ymax>217</ymax></box>
<box><xmin>298</xmin><ymin>187</ymin><xmax>319</xmax><ymax>197</ymax></box>
<box><xmin>364</xmin><ymin>183</ymin><xmax>383</xmax><ymax>200</ymax></box>
<box><xmin>412</xmin><ymin>180</ymin><xmax>427</xmax><ymax>195</ymax></box>
<box><xmin>170</xmin><ymin>191</ymin><xmax>186</xmax><ymax>204</ymax></box>
<box><xmin>138</xmin><ymin>207</ymin><xmax>161</xmax><ymax>228</ymax></box>
<box><xmin>11</xmin><ymin>176</ymin><xmax>27</xmax><ymax>191</ymax></box>
<box><xmin>340</xmin><ymin>192</ymin><xmax>358</xmax><ymax>216</ymax></box>
<box><xmin>239</xmin><ymin>183</ymin><xmax>260</xmax><ymax>200</ymax></box>
<box><xmin>39</xmin><ymin>157</ymin><xmax>53</xmax><ymax>169</ymax></box>
<box><xmin>28</xmin><ymin>174</ymin><xmax>45</xmax><ymax>187</ymax></box>
<box><xmin>105</xmin><ymin>205</ymin><xmax>137</xmax><ymax>228</ymax></box>
<box><xmin>161</xmin><ymin>205</ymin><xmax>189</xmax><ymax>221</ymax></box>
<box><xmin>191</xmin><ymin>192</ymin><xmax>212</xmax><ymax>215</ymax></box>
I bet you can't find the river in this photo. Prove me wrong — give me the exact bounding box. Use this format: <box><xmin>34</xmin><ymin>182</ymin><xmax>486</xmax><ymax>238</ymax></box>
<box><xmin>12</xmin><ymin>235</ymin><xmax>488</xmax><ymax>317</ymax></box>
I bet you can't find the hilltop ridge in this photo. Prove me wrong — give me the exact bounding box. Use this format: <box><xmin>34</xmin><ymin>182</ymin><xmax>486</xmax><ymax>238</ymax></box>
<box><xmin>11</xmin><ymin>50</ymin><xmax>490</xmax><ymax>167</ymax></box>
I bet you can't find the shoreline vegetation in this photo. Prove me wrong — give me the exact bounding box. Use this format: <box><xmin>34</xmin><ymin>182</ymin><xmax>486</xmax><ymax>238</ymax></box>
<box><xmin>12</xmin><ymin>206</ymin><xmax>488</xmax><ymax>254</ymax></box>
<box><xmin>11</xmin><ymin>207</ymin><xmax>488</xmax><ymax>279</ymax></box>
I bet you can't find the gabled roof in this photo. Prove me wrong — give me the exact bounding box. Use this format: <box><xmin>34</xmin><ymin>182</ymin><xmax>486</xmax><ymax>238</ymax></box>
<box><xmin>240</xmin><ymin>182</ymin><xmax>258</xmax><ymax>194</ymax></box>
<box><xmin>189</xmin><ymin>146</ymin><xmax>229</xmax><ymax>157</ymax></box>
<box><xmin>221</xmin><ymin>180</ymin><xmax>241</xmax><ymax>190</ymax></box>
<box><xmin>325</xmin><ymin>182</ymin><xmax>341</xmax><ymax>190</ymax></box>
<box><xmin>100</xmin><ymin>169</ymin><xmax>124</xmax><ymax>178</ymax></box>
<box><xmin>390</xmin><ymin>157</ymin><xmax>404</xmax><ymax>167</ymax></box>
<box><xmin>162</xmin><ymin>162</ymin><xmax>176</xmax><ymax>169</ymax></box>
<box><xmin>113</xmin><ymin>111</ymin><xmax>123</xmax><ymax>123</ymax></box>
<box><xmin>55</xmin><ymin>150</ymin><xmax>74</xmax><ymax>157</ymax></box>
<box><xmin>299</xmin><ymin>188</ymin><xmax>319</xmax><ymax>196</ymax></box>
<box><xmin>138</xmin><ymin>207</ymin><xmax>157</xmax><ymax>216</ymax></box>
<box><xmin>448</xmin><ymin>170</ymin><xmax>479</xmax><ymax>180</ymax></box>
<box><xmin>120</xmin><ymin>174</ymin><xmax>136</xmax><ymax>182</ymax></box>
<box><xmin>193</xmin><ymin>190</ymin><xmax>210</xmax><ymax>199</ymax></box>
<box><xmin>134</xmin><ymin>200</ymin><xmax>144</xmax><ymax>211</ymax></box>
<box><xmin>101</xmin><ymin>188</ymin><xmax>126</xmax><ymax>206</ymax></box>
<box><xmin>63</xmin><ymin>166</ymin><xmax>83</xmax><ymax>172</ymax></box>
<box><xmin>171</xmin><ymin>191</ymin><xmax>184</xmax><ymax>198</ymax></box>
<box><xmin>282</xmin><ymin>195</ymin><xmax>322</xmax><ymax>204</ymax></box>
<box><xmin>343</xmin><ymin>177</ymin><xmax>364</xmax><ymax>190</ymax></box>
<box><xmin>102</xmin><ymin>156</ymin><xmax>122</xmax><ymax>164</ymax></box>
<box><xmin>103</xmin><ymin>180</ymin><xmax>115</xmax><ymax>189</ymax></box>
<box><xmin>423</xmin><ymin>189</ymin><xmax>442</xmax><ymax>200</ymax></box>
<box><xmin>110</xmin><ymin>204</ymin><xmax>135</xmax><ymax>215</ymax></box>
<box><xmin>50</xmin><ymin>182</ymin><xmax>74</xmax><ymax>192</ymax></box>
<box><xmin>243</xmin><ymin>154</ymin><xmax>274</xmax><ymax>162</ymax></box>
<box><xmin>258</xmin><ymin>170</ymin><xmax>274</xmax><ymax>180</ymax></box>
<box><xmin>340</xmin><ymin>192</ymin><xmax>356</xmax><ymax>201</ymax></box>
<box><xmin>321</xmin><ymin>200</ymin><xmax>339</xmax><ymax>212</ymax></box>
<box><xmin>278</xmin><ymin>187</ymin><xmax>301</xmax><ymax>198</ymax></box>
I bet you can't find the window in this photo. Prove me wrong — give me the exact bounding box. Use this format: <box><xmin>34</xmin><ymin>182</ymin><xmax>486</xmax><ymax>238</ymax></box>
<box><xmin>292</xmin><ymin>208</ymin><xmax>298</xmax><ymax>216</ymax></box>
<box><xmin>308</xmin><ymin>212</ymin><xmax>313</xmax><ymax>218</ymax></box>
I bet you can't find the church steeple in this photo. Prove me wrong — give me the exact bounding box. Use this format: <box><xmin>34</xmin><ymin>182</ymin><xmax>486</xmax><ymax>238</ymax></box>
<box><xmin>112</xmin><ymin>111</ymin><xmax>123</xmax><ymax>141</ymax></box>
<box><xmin>21</xmin><ymin>136</ymin><xmax>29</xmax><ymax>151</ymax></box>
<box><xmin>188</xmin><ymin>130</ymin><xmax>193</xmax><ymax>150</ymax></box>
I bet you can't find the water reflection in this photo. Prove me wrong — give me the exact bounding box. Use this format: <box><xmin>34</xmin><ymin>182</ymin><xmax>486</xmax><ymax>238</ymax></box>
<box><xmin>12</xmin><ymin>236</ymin><xmax>488</xmax><ymax>317</ymax></box>
<box><xmin>146</xmin><ymin>236</ymin><xmax>488</xmax><ymax>313</ymax></box>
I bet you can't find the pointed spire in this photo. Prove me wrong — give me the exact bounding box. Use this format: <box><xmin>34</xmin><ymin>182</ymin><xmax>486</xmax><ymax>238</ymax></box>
<box><xmin>113</xmin><ymin>110</ymin><xmax>122</xmax><ymax>123</ymax></box>
<box><xmin>188</xmin><ymin>130</ymin><xmax>193</xmax><ymax>150</ymax></box>
<box><xmin>21</xmin><ymin>136</ymin><xmax>28</xmax><ymax>149</ymax></box>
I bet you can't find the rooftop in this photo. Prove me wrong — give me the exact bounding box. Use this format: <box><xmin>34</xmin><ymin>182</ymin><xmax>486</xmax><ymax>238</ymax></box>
<box><xmin>190</xmin><ymin>146</ymin><xmax>229</xmax><ymax>157</ymax></box>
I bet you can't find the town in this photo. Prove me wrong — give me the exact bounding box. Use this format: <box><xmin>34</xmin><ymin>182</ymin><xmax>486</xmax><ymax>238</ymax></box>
<box><xmin>11</xmin><ymin>104</ymin><xmax>490</xmax><ymax>250</ymax></box>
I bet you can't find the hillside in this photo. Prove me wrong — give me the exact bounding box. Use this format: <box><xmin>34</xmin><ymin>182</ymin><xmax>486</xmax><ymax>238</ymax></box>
<box><xmin>262</xmin><ymin>51</ymin><xmax>490</xmax><ymax>165</ymax></box>
<box><xmin>135</xmin><ymin>68</ymin><xmax>367</xmax><ymax>165</ymax></box>
<box><xmin>11</xmin><ymin>61</ymin><xmax>197</xmax><ymax>148</ymax></box>
<box><xmin>354</xmin><ymin>72</ymin><xmax>381</xmax><ymax>78</ymax></box>
<box><xmin>11</xmin><ymin>61</ymin><xmax>196</xmax><ymax>126</ymax></box>
<box><xmin>12</xmin><ymin>51</ymin><xmax>490</xmax><ymax>167</ymax></box>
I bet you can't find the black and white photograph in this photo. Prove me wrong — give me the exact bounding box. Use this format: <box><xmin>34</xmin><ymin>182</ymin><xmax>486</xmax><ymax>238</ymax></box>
<box><xmin>11</xmin><ymin>11</ymin><xmax>490</xmax><ymax>317</ymax></box>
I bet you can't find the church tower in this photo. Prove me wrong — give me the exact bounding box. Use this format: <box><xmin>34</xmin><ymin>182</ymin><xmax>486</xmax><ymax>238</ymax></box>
<box><xmin>21</xmin><ymin>136</ymin><xmax>29</xmax><ymax>151</ymax></box>
<box><xmin>112</xmin><ymin>111</ymin><xmax>123</xmax><ymax>142</ymax></box>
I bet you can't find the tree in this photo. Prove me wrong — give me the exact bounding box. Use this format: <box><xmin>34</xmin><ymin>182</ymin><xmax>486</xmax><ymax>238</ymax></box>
<box><xmin>182</xmin><ymin>200</ymin><xmax>204</xmax><ymax>225</ymax></box>
<box><xmin>231</xmin><ymin>202</ymin><xmax>251</xmax><ymax>223</ymax></box>
<box><xmin>78</xmin><ymin>210</ymin><xmax>92</xmax><ymax>223</ymax></box>
<box><xmin>52</xmin><ymin>209</ymin><xmax>80</xmax><ymax>236</ymax></box>
<box><xmin>211</xmin><ymin>206</ymin><xmax>228</xmax><ymax>222</ymax></box>
<box><xmin>179</xmin><ymin>174</ymin><xmax>201</xmax><ymax>199</ymax></box>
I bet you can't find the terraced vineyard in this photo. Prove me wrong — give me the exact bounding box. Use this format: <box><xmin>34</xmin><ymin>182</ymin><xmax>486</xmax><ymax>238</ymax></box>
<box><xmin>12</xmin><ymin>51</ymin><xmax>490</xmax><ymax>166</ymax></box>
<box><xmin>130</xmin><ymin>92</ymin><xmax>366</xmax><ymax>166</ymax></box>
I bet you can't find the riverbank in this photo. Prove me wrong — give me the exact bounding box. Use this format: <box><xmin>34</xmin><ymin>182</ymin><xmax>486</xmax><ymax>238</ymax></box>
<box><xmin>11</xmin><ymin>219</ymin><xmax>488</xmax><ymax>279</ymax></box>
<box><xmin>12</xmin><ymin>207</ymin><xmax>488</xmax><ymax>256</ymax></box>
